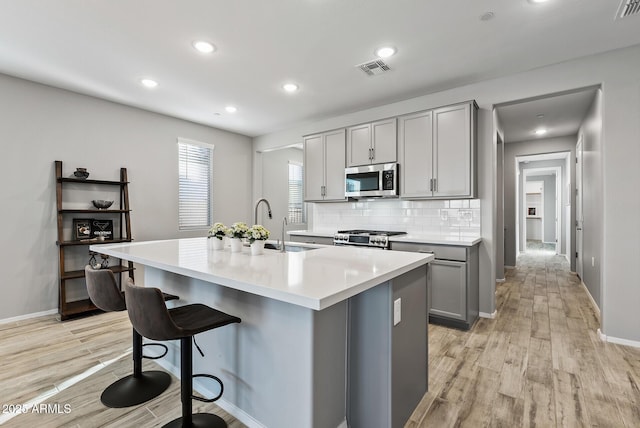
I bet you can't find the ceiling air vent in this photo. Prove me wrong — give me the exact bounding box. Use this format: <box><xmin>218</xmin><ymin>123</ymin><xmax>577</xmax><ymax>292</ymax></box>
<box><xmin>616</xmin><ymin>0</ymin><xmax>640</xmax><ymax>20</ymax></box>
<box><xmin>357</xmin><ymin>59</ymin><xmax>391</xmax><ymax>76</ymax></box>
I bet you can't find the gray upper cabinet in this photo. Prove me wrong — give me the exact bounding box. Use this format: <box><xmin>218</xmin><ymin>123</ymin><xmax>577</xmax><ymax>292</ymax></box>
<box><xmin>398</xmin><ymin>101</ymin><xmax>477</xmax><ymax>199</ymax></box>
<box><xmin>304</xmin><ymin>129</ymin><xmax>347</xmax><ymax>202</ymax></box>
<box><xmin>346</xmin><ymin>118</ymin><xmax>397</xmax><ymax>167</ymax></box>
<box><xmin>398</xmin><ymin>110</ymin><xmax>433</xmax><ymax>198</ymax></box>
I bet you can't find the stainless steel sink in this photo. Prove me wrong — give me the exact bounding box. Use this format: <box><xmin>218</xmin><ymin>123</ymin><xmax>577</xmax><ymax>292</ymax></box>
<box><xmin>264</xmin><ymin>243</ymin><xmax>317</xmax><ymax>252</ymax></box>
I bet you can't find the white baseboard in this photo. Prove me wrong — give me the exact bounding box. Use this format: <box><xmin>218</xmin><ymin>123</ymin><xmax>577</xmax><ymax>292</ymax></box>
<box><xmin>0</xmin><ymin>308</ymin><xmax>57</xmax><ymax>325</ymax></box>
<box><xmin>580</xmin><ymin>281</ymin><xmax>600</xmax><ymax>318</ymax></box>
<box><xmin>496</xmin><ymin>278</ymin><xmax>506</xmax><ymax>283</ymax></box>
<box><xmin>505</xmin><ymin>265</ymin><xmax>516</xmax><ymax>270</ymax></box>
<box><xmin>479</xmin><ymin>310</ymin><xmax>497</xmax><ymax>319</ymax></box>
<box><xmin>598</xmin><ymin>329</ymin><xmax>640</xmax><ymax>349</ymax></box>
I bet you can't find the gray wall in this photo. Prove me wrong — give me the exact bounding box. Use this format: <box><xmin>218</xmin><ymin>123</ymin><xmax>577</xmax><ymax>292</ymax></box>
<box><xmin>526</xmin><ymin>174</ymin><xmax>557</xmax><ymax>244</ymax></box>
<box><xmin>579</xmin><ymin>89</ymin><xmax>603</xmax><ymax>309</ymax></box>
<box><xmin>0</xmin><ymin>73</ymin><xmax>253</xmax><ymax>320</ymax></box>
<box><xmin>506</xmin><ymin>138</ymin><xmax>575</xmax><ymax>268</ymax></box>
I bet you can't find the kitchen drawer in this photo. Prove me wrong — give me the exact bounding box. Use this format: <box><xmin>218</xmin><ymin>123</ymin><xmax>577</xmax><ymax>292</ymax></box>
<box><xmin>390</xmin><ymin>242</ymin><xmax>467</xmax><ymax>262</ymax></box>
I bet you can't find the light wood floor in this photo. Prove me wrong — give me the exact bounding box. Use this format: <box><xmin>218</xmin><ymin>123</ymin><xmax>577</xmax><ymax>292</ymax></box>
<box><xmin>2</xmin><ymin>249</ymin><xmax>639</xmax><ymax>427</ymax></box>
<box><xmin>0</xmin><ymin>312</ymin><xmax>245</xmax><ymax>428</ymax></box>
<box><xmin>407</xmin><ymin>249</ymin><xmax>640</xmax><ymax>427</ymax></box>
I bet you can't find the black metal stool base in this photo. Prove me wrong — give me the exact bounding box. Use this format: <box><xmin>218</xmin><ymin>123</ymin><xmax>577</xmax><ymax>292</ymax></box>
<box><xmin>101</xmin><ymin>370</ymin><xmax>172</xmax><ymax>408</ymax></box>
<box><xmin>163</xmin><ymin>413</ymin><xmax>227</xmax><ymax>428</ymax></box>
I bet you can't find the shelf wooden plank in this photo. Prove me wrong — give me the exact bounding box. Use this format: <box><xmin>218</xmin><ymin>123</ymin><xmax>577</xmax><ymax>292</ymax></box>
<box><xmin>62</xmin><ymin>265</ymin><xmax>135</xmax><ymax>280</ymax></box>
<box><xmin>60</xmin><ymin>299</ymin><xmax>101</xmax><ymax>320</ymax></box>
<box><xmin>58</xmin><ymin>177</ymin><xmax>128</xmax><ymax>186</ymax></box>
<box><xmin>58</xmin><ymin>209</ymin><xmax>130</xmax><ymax>214</ymax></box>
<box><xmin>57</xmin><ymin>238</ymin><xmax>132</xmax><ymax>247</ymax></box>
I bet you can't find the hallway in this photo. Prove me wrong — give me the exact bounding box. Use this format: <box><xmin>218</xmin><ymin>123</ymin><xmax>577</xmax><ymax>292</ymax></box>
<box><xmin>408</xmin><ymin>248</ymin><xmax>640</xmax><ymax>427</ymax></box>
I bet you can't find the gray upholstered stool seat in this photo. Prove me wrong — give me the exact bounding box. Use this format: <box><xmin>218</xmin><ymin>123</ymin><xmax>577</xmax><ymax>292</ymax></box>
<box><xmin>124</xmin><ymin>278</ymin><xmax>241</xmax><ymax>428</ymax></box>
<box><xmin>85</xmin><ymin>266</ymin><xmax>176</xmax><ymax>408</ymax></box>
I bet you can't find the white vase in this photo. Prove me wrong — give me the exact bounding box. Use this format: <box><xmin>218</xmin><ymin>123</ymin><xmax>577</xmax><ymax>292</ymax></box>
<box><xmin>229</xmin><ymin>237</ymin><xmax>243</xmax><ymax>253</ymax></box>
<box><xmin>209</xmin><ymin>237</ymin><xmax>224</xmax><ymax>250</ymax></box>
<box><xmin>250</xmin><ymin>240</ymin><xmax>265</xmax><ymax>255</ymax></box>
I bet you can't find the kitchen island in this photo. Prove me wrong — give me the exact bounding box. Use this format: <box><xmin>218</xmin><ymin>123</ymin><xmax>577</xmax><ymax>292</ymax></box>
<box><xmin>91</xmin><ymin>238</ymin><xmax>433</xmax><ymax>428</ymax></box>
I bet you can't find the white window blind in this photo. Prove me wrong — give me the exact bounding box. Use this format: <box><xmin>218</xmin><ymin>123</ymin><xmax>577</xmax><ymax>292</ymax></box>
<box><xmin>288</xmin><ymin>162</ymin><xmax>305</xmax><ymax>224</ymax></box>
<box><xmin>178</xmin><ymin>139</ymin><xmax>213</xmax><ymax>230</ymax></box>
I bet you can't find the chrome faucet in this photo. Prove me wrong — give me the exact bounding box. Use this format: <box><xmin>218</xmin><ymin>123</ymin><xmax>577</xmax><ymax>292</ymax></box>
<box><xmin>280</xmin><ymin>217</ymin><xmax>288</xmax><ymax>252</ymax></box>
<box><xmin>254</xmin><ymin>198</ymin><xmax>273</xmax><ymax>225</ymax></box>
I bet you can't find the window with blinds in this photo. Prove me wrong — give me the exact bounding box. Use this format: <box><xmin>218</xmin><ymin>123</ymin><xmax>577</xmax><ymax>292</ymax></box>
<box><xmin>288</xmin><ymin>162</ymin><xmax>305</xmax><ymax>224</ymax></box>
<box><xmin>178</xmin><ymin>139</ymin><xmax>213</xmax><ymax>230</ymax></box>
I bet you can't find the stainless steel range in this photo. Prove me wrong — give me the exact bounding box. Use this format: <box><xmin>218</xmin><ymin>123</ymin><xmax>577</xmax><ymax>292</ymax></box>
<box><xmin>333</xmin><ymin>229</ymin><xmax>407</xmax><ymax>249</ymax></box>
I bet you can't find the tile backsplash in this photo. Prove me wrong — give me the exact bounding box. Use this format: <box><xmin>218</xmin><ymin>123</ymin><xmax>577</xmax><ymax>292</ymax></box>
<box><xmin>311</xmin><ymin>199</ymin><xmax>481</xmax><ymax>238</ymax></box>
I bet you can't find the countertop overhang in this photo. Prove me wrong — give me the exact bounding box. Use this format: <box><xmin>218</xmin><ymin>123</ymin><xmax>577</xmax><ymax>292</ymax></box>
<box><xmin>90</xmin><ymin>238</ymin><xmax>433</xmax><ymax>311</ymax></box>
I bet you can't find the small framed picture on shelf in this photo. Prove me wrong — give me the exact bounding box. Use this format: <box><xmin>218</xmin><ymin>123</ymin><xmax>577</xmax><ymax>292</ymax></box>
<box><xmin>528</xmin><ymin>207</ymin><xmax>536</xmax><ymax>216</ymax></box>
<box><xmin>91</xmin><ymin>219</ymin><xmax>113</xmax><ymax>240</ymax></box>
<box><xmin>73</xmin><ymin>218</ymin><xmax>92</xmax><ymax>240</ymax></box>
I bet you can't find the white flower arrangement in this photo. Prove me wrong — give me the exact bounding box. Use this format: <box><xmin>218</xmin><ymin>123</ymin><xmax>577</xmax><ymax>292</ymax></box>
<box><xmin>227</xmin><ymin>222</ymin><xmax>249</xmax><ymax>239</ymax></box>
<box><xmin>247</xmin><ymin>225</ymin><xmax>270</xmax><ymax>243</ymax></box>
<box><xmin>208</xmin><ymin>222</ymin><xmax>229</xmax><ymax>240</ymax></box>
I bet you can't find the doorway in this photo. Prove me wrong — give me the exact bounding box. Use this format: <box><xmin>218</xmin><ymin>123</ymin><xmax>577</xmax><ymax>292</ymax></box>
<box><xmin>515</xmin><ymin>157</ymin><xmax>566</xmax><ymax>258</ymax></box>
<box><xmin>576</xmin><ymin>136</ymin><xmax>584</xmax><ymax>280</ymax></box>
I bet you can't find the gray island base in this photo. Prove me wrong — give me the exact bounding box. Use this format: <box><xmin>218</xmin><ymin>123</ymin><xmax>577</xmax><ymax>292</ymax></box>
<box><xmin>92</xmin><ymin>239</ymin><xmax>431</xmax><ymax>428</ymax></box>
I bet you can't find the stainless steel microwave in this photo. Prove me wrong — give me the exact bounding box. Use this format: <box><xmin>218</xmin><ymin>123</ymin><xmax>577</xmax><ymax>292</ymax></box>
<box><xmin>345</xmin><ymin>163</ymin><xmax>398</xmax><ymax>198</ymax></box>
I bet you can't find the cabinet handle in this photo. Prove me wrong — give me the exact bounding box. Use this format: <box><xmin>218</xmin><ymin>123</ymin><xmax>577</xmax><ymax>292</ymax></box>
<box><xmin>371</xmin><ymin>147</ymin><xmax>375</xmax><ymax>160</ymax></box>
<box><xmin>429</xmin><ymin>178</ymin><xmax>433</xmax><ymax>192</ymax></box>
<box><xmin>433</xmin><ymin>178</ymin><xmax>437</xmax><ymax>192</ymax></box>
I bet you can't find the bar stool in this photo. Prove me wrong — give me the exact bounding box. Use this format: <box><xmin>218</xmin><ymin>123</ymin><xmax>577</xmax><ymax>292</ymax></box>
<box><xmin>124</xmin><ymin>278</ymin><xmax>241</xmax><ymax>428</ymax></box>
<box><xmin>85</xmin><ymin>266</ymin><xmax>178</xmax><ymax>408</ymax></box>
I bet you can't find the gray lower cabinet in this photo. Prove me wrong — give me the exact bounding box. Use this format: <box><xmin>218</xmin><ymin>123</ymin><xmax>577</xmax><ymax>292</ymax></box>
<box><xmin>391</xmin><ymin>241</ymin><xmax>479</xmax><ymax>330</ymax></box>
<box><xmin>430</xmin><ymin>259</ymin><xmax>467</xmax><ymax>321</ymax></box>
<box><xmin>288</xmin><ymin>234</ymin><xmax>334</xmax><ymax>246</ymax></box>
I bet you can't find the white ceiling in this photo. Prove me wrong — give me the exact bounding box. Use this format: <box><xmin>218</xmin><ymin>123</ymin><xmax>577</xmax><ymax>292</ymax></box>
<box><xmin>496</xmin><ymin>88</ymin><xmax>598</xmax><ymax>143</ymax></box>
<box><xmin>1</xmin><ymin>0</ymin><xmax>638</xmax><ymax>137</ymax></box>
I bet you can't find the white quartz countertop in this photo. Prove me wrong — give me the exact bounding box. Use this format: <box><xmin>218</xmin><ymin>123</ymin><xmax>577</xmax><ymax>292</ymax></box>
<box><xmin>288</xmin><ymin>230</ymin><xmax>481</xmax><ymax>247</ymax></box>
<box><xmin>90</xmin><ymin>238</ymin><xmax>432</xmax><ymax>311</ymax></box>
<box><xmin>389</xmin><ymin>234</ymin><xmax>481</xmax><ymax>246</ymax></box>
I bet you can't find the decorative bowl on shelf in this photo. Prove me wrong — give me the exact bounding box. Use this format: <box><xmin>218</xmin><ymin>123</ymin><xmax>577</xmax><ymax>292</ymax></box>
<box><xmin>92</xmin><ymin>200</ymin><xmax>114</xmax><ymax>209</ymax></box>
<box><xmin>74</xmin><ymin>168</ymin><xmax>90</xmax><ymax>179</ymax></box>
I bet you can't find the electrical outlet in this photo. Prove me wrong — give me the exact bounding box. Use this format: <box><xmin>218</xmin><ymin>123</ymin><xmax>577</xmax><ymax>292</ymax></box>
<box><xmin>393</xmin><ymin>298</ymin><xmax>401</xmax><ymax>326</ymax></box>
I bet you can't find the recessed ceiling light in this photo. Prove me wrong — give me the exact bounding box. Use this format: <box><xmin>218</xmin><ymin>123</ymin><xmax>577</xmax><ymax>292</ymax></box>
<box><xmin>193</xmin><ymin>40</ymin><xmax>215</xmax><ymax>54</ymax></box>
<box><xmin>283</xmin><ymin>83</ymin><xmax>299</xmax><ymax>93</ymax></box>
<box><xmin>225</xmin><ymin>106</ymin><xmax>237</xmax><ymax>113</ymax></box>
<box><xmin>140</xmin><ymin>78</ymin><xmax>158</xmax><ymax>88</ymax></box>
<box><xmin>537</xmin><ymin>114</ymin><xmax>545</xmax><ymax>119</ymax></box>
<box><xmin>535</xmin><ymin>128</ymin><xmax>547</xmax><ymax>136</ymax></box>
<box><xmin>375</xmin><ymin>46</ymin><xmax>396</xmax><ymax>59</ymax></box>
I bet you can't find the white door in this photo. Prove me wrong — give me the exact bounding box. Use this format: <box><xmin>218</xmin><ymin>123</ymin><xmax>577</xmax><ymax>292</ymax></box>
<box><xmin>576</xmin><ymin>137</ymin><xmax>584</xmax><ymax>279</ymax></box>
<box><xmin>555</xmin><ymin>171</ymin><xmax>561</xmax><ymax>255</ymax></box>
